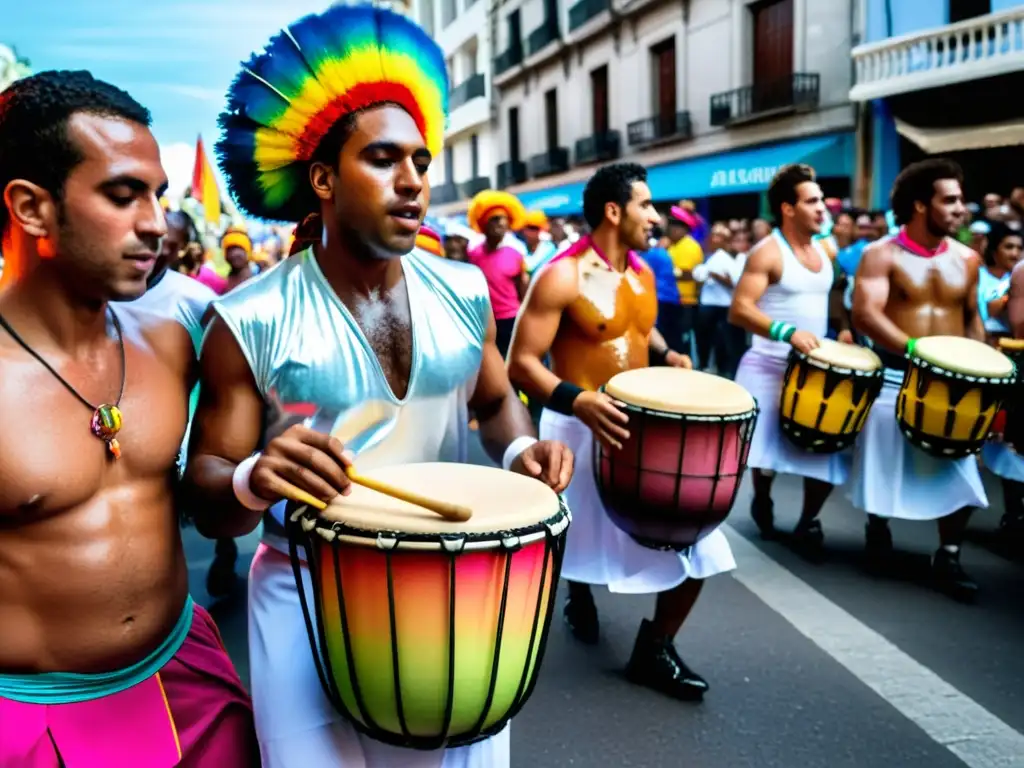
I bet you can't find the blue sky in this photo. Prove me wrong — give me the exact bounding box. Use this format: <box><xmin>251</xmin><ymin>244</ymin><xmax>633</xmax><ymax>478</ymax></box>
<box><xmin>6</xmin><ymin>0</ymin><xmax>336</xmax><ymax>196</ymax></box>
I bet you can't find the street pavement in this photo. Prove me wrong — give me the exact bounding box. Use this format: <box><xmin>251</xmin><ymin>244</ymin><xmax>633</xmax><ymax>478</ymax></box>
<box><xmin>182</xmin><ymin>437</ymin><xmax>1024</xmax><ymax>768</ymax></box>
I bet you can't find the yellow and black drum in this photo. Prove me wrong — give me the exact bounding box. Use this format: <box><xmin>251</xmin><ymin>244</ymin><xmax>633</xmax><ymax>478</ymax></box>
<box><xmin>997</xmin><ymin>337</ymin><xmax>1024</xmax><ymax>451</ymax></box>
<box><xmin>779</xmin><ymin>339</ymin><xmax>883</xmax><ymax>453</ymax></box>
<box><xmin>897</xmin><ymin>336</ymin><xmax>1017</xmax><ymax>458</ymax></box>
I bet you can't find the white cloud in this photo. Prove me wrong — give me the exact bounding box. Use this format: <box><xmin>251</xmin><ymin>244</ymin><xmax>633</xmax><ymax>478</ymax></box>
<box><xmin>160</xmin><ymin>141</ymin><xmax>195</xmax><ymax>202</ymax></box>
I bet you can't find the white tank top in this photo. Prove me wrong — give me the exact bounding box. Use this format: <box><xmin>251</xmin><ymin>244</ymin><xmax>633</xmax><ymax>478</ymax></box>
<box><xmin>751</xmin><ymin>229</ymin><xmax>833</xmax><ymax>359</ymax></box>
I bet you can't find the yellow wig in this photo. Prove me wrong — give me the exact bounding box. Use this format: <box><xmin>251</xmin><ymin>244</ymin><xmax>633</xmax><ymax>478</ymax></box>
<box><xmin>467</xmin><ymin>190</ymin><xmax>526</xmax><ymax>233</ymax></box>
<box><xmin>522</xmin><ymin>210</ymin><xmax>549</xmax><ymax>231</ymax></box>
<box><xmin>222</xmin><ymin>229</ymin><xmax>254</xmax><ymax>259</ymax></box>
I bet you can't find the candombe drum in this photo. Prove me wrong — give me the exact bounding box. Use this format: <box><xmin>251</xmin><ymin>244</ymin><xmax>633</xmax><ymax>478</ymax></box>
<box><xmin>896</xmin><ymin>335</ymin><xmax>1016</xmax><ymax>458</ymax></box>
<box><xmin>594</xmin><ymin>367</ymin><xmax>758</xmax><ymax>550</ymax></box>
<box><xmin>779</xmin><ymin>338</ymin><xmax>883</xmax><ymax>453</ymax></box>
<box><xmin>997</xmin><ymin>337</ymin><xmax>1024</xmax><ymax>450</ymax></box>
<box><xmin>288</xmin><ymin>462</ymin><xmax>569</xmax><ymax>749</ymax></box>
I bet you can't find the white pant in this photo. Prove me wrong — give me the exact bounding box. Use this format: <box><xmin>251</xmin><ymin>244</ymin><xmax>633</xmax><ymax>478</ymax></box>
<box><xmin>247</xmin><ymin>543</ymin><xmax>511</xmax><ymax>768</ymax></box>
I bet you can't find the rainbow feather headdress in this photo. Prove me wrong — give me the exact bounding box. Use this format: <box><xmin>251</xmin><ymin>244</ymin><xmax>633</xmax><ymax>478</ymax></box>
<box><xmin>216</xmin><ymin>4</ymin><xmax>449</xmax><ymax>222</ymax></box>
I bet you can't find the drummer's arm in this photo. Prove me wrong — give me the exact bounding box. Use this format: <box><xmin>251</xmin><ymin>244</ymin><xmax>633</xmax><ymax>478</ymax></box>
<box><xmin>470</xmin><ymin>312</ymin><xmax>538</xmax><ymax>465</ymax></box>
<box><xmin>507</xmin><ymin>258</ymin><xmax>578</xmax><ymax>402</ymax></box>
<box><xmin>963</xmin><ymin>257</ymin><xmax>985</xmax><ymax>343</ymax></box>
<box><xmin>728</xmin><ymin>245</ymin><xmax>780</xmax><ymax>338</ymax></box>
<box><xmin>182</xmin><ymin>318</ymin><xmax>279</xmax><ymax>539</ymax></box>
<box><xmin>1008</xmin><ymin>263</ymin><xmax>1024</xmax><ymax>338</ymax></box>
<box><xmin>851</xmin><ymin>243</ymin><xmax>908</xmax><ymax>354</ymax></box>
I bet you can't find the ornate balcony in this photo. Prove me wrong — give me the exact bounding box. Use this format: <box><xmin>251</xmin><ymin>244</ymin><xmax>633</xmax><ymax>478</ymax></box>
<box><xmin>850</xmin><ymin>8</ymin><xmax>1024</xmax><ymax>101</ymax></box>
<box><xmin>569</xmin><ymin>0</ymin><xmax>610</xmax><ymax>31</ymax></box>
<box><xmin>574</xmin><ymin>130</ymin><xmax>621</xmax><ymax>164</ymax></box>
<box><xmin>449</xmin><ymin>73</ymin><xmax>485</xmax><ymax>111</ymax></box>
<box><xmin>459</xmin><ymin>176</ymin><xmax>491</xmax><ymax>198</ymax></box>
<box><xmin>528</xmin><ymin>148</ymin><xmax>570</xmax><ymax>178</ymax></box>
<box><xmin>494</xmin><ymin>45</ymin><xmax>523</xmax><ymax>76</ymax></box>
<box><xmin>710</xmin><ymin>73</ymin><xmax>819</xmax><ymax>127</ymax></box>
<box><xmin>497</xmin><ymin>160</ymin><xmax>527</xmax><ymax>189</ymax></box>
<box><xmin>626</xmin><ymin>111</ymin><xmax>692</xmax><ymax>147</ymax></box>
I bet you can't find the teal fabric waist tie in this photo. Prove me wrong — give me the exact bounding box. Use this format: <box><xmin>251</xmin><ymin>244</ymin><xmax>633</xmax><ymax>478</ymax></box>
<box><xmin>0</xmin><ymin>594</ymin><xmax>195</xmax><ymax>705</ymax></box>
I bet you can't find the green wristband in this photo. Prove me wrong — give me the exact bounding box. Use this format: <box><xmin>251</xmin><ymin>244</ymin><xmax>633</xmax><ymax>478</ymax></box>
<box><xmin>781</xmin><ymin>325</ymin><xmax>797</xmax><ymax>343</ymax></box>
<box><xmin>906</xmin><ymin>337</ymin><xmax>917</xmax><ymax>357</ymax></box>
<box><xmin>769</xmin><ymin>320</ymin><xmax>781</xmax><ymax>341</ymax></box>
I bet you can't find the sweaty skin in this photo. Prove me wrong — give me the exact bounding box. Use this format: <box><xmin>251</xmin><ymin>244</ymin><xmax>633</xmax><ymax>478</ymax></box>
<box><xmin>0</xmin><ymin>309</ymin><xmax>194</xmax><ymax>673</ymax></box>
<box><xmin>549</xmin><ymin>248</ymin><xmax>657</xmax><ymax>392</ymax></box>
<box><xmin>852</xmin><ymin>237</ymin><xmax>983</xmax><ymax>352</ymax></box>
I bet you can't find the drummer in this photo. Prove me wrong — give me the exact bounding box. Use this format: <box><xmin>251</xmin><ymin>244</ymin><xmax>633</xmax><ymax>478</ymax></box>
<box><xmin>508</xmin><ymin>161</ymin><xmax>737</xmax><ymax>702</ymax></box>
<box><xmin>850</xmin><ymin>158</ymin><xmax>985</xmax><ymax>600</ymax></box>
<box><xmin>729</xmin><ymin>163</ymin><xmax>852</xmax><ymax>558</ymax></box>
<box><xmin>987</xmin><ymin>256</ymin><xmax>1024</xmax><ymax>544</ymax></box>
<box><xmin>182</xmin><ymin>6</ymin><xmax>573</xmax><ymax>766</ymax></box>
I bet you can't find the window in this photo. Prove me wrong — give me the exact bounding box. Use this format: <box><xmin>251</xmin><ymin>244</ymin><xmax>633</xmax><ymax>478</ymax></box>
<box><xmin>419</xmin><ymin>0</ymin><xmax>435</xmax><ymax>36</ymax></box>
<box><xmin>650</xmin><ymin>38</ymin><xmax>676</xmax><ymax>135</ymax></box>
<box><xmin>444</xmin><ymin>146</ymin><xmax>454</xmax><ymax>184</ymax></box>
<box><xmin>752</xmin><ymin>0</ymin><xmax>794</xmax><ymax>111</ymax></box>
<box><xmin>591</xmin><ymin>65</ymin><xmax>609</xmax><ymax>135</ymax></box>
<box><xmin>508</xmin><ymin>107</ymin><xmax>520</xmax><ymax>162</ymax></box>
<box><xmin>507</xmin><ymin>9</ymin><xmax>522</xmax><ymax>51</ymax></box>
<box><xmin>949</xmin><ymin>0</ymin><xmax>991</xmax><ymax>24</ymax></box>
<box><xmin>471</xmin><ymin>134</ymin><xmax>479</xmax><ymax>177</ymax></box>
<box><xmin>544</xmin><ymin>89</ymin><xmax>559</xmax><ymax>152</ymax></box>
<box><xmin>442</xmin><ymin>0</ymin><xmax>457</xmax><ymax>27</ymax></box>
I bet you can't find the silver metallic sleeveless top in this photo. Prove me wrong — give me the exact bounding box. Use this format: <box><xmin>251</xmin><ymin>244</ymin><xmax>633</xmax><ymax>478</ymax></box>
<box><xmin>209</xmin><ymin>247</ymin><xmax>491</xmax><ymax>554</ymax></box>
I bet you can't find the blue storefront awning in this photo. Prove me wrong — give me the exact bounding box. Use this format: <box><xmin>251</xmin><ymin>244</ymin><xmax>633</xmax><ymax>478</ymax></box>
<box><xmin>514</xmin><ymin>132</ymin><xmax>854</xmax><ymax>216</ymax></box>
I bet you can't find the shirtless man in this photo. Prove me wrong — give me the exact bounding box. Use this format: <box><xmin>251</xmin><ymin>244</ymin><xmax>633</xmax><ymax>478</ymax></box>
<box><xmin>999</xmin><ymin>258</ymin><xmax>1024</xmax><ymax>543</ymax></box>
<box><xmin>730</xmin><ymin>164</ymin><xmax>853</xmax><ymax>559</ymax></box>
<box><xmin>181</xmin><ymin>7</ymin><xmax>573</xmax><ymax>766</ymax></box>
<box><xmin>508</xmin><ymin>162</ymin><xmax>736</xmax><ymax>702</ymax></box>
<box><xmin>850</xmin><ymin>158</ymin><xmax>984</xmax><ymax>600</ymax></box>
<box><xmin>0</xmin><ymin>70</ymin><xmax>255</xmax><ymax>766</ymax></box>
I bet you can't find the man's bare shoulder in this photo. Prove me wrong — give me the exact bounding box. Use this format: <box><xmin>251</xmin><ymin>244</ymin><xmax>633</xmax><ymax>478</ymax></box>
<box><xmin>527</xmin><ymin>256</ymin><xmax>580</xmax><ymax>309</ymax></box>
<box><xmin>744</xmin><ymin>234</ymin><xmax>782</xmax><ymax>271</ymax></box>
<box><xmin>859</xmin><ymin>238</ymin><xmax>896</xmax><ymax>269</ymax></box>
<box><xmin>120</xmin><ymin>304</ymin><xmax>194</xmax><ymax>376</ymax></box>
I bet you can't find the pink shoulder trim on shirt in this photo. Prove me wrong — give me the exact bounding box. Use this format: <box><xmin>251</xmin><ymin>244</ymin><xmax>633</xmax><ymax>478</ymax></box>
<box><xmin>546</xmin><ymin>235</ymin><xmax>644</xmax><ymax>272</ymax></box>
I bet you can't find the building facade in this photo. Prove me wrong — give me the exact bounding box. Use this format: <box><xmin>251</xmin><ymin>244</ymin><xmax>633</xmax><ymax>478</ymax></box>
<box><xmin>851</xmin><ymin>0</ymin><xmax>1024</xmax><ymax>209</ymax></box>
<box><xmin>413</xmin><ymin>0</ymin><xmax>498</xmax><ymax>209</ymax></box>
<box><xmin>432</xmin><ymin>0</ymin><xmax>860</xmax><ymax>221</ymax></box>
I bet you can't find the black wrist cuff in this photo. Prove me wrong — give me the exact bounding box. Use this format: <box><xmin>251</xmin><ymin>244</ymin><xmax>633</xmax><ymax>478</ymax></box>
<box><xmin>548</xmin><ymin>382</ymin><xmax>584</xmax><ymax>415</ymax></box>
<box><xmin>649</xmin><ymin>345</ymin><xmax>669</xmax><ymax>365</ymax></box>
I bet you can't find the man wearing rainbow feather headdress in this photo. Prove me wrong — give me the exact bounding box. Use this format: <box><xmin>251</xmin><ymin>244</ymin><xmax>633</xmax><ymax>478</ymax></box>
<box><xmin>182</xmin><ymin>6</ymin><xmax>574</xmax><ymax>766</ymax></box>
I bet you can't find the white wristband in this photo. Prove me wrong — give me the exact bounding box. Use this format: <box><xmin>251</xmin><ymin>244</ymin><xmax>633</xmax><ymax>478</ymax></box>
<box><xmin>232</xmin><ymin>453</ymin><xmax>273</xmax><ymax>511</ymax></box>
<box><xmin>502</xmin><ymin>436</ymin><xmax>539</xmax><ymax>472</ymax></box>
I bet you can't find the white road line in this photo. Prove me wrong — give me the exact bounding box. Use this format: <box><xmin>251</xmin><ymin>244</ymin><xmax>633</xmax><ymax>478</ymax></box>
<box><xmin>722</xmin><ymin>524</ymin><xmax>1024</xmax><ymax>768</ymax></box>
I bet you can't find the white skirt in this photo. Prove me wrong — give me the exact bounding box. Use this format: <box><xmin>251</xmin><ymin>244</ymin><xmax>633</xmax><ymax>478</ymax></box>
<box><xmin>538</xmin><ymin>409</ymin><xmax>736</xmax><ymax>594</ymax></box>
<box><xmin>982</xmin><ymin>441</ymin><xmax>1024</xmax><ymax>483</ymax></box>
<box><xmin>733</xmin><ymin>349</ymin><xmax>852</xmax><ymax>485</ymax></box>
<box><xmin>847</xmin><ymin>373</ymin><xmax>988</xmax><ymax>521</ymax></box>
<box><xmin>248</xmin><ymin>545</ymin><xmax>510</xmax><ymax>768</ymax></box>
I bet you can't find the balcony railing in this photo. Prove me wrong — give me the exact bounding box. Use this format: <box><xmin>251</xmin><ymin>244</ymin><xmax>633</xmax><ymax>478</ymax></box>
<box><xmin>569</xmin><ymin>0</ymin><xmax>610</xmax><ymax>31</ymax></box>
<box><xmin>494</xmin><ymin>45</ymin><xmax>523</xmax><ymax>76</ymax></box>
<box><xmin>528</xmin><ymin>148</ymin><xmax>571</xmax><ymax>178</ymax></box>
<box><xmin>431</xmin><ymin>182</ymin><xmax>459</xmax><ymax>205</ymax></box>
<box><xmin>710</xmin><ymin>73</ymin><xmax>819</xmax><ymax>127</ymax></box>
<box><xmin>459</xmin><ymin>176</ymin><xmax>491</xmax><ymax>198</ymax></box>
<box><xmin>497</xmin><ymin>160</ymin><xmax>527</xmax><ymax>189</ymax></box>
<box><xmin>449</xmin><ymin>73</ymin><xmax>486</xmax><ymax>110</ymax></box>
<box><xmin>626</xmin><ymin>111</ymin><xmax>692</xmax><ymax>146</ymax></box>
<box><xmin>850</xmin><ymin>7</ymin><xmax>1024</xmax><ymax>101</ymax></box>
<box><xmin>527</xmin><ymin>20</ymin><xmax>560</xmax><ymax>56</ymax></box>
<box><xmin>575</xmin><ymin>130</ymin><xmax>621</xmax><ymax>164</ymax></box>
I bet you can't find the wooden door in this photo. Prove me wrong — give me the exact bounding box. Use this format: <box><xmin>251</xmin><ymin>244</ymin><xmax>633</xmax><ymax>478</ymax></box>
<box><xmin>508</xmin><ymin>107</ymin><xmax>520</xmax><ymax>163</ymax></box>
<box><xmin>652</xmin><ymin>38</ymin><xmax>676</xmax><ymax>136</ymax></box>
<box><xmin>591</xmin><ymin>65</ymin><xmax>609</xmax><ymax>135</ymax></box>
<box><xmin>752</xmin><ymin>0</ymin><xmax>794</xmax><ymax>112</ymax></box>
<box><xmin>545</xmin><ymin>89</ymin><xmax>559</xmax><ymax>153</ymax></box>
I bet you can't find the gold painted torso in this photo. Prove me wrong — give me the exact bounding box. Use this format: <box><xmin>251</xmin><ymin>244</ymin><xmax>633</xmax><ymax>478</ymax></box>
<box><xmin>550</xmin><ymin>249</ymin><xmax>657</xmax><ymax>392</ymax></box>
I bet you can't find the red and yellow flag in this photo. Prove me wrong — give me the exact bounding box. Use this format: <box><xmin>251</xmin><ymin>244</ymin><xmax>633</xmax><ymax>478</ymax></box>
<box><xmin>191</xmin><ymin>136</ymin><xmax>222</xmax><ymax>224</ymax></box>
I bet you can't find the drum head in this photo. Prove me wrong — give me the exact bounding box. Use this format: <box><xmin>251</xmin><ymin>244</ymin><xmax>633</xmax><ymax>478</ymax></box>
<box><xmin>806</xmin><ymin>339</ymin><xmax>882</xmax><ymax>371</ymax></box>
<box><xmin>605</xmin><ymin>367</ymin><xmax>755</xmax><ymax>415</ymax></box>
<box><xmin>914</xmin><ymin>336</ymin><xmax>1015</xmax><ymax>378</ymax></box>
<box><xmin>317</xmin><ymin>462</ymin><xmax>561</xmax><ymax>535</ymax></box>
<box><xmin>998</xmin><ymin>337</ymin><xmax>1024</xmax><ymax>353</ymax></box>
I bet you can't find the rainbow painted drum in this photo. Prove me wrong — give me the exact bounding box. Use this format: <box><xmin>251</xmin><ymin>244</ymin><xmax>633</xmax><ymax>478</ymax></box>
<box><xmin>288</xmin><ymin>462</ymin><xmax>569</xmax><ymax>750</ymax></box>
<box><xmin>594</xmin><ymin>368</ymin><xmax>758</xmax><ymax>551</ymax></box>
<box><xmin>897</xmin><ymin>336</ymin><xmax>1016</xmax><ymax>458</ymax></box>
<box><xmin>780</xmin><ymin>339</ymin><xmax>883</xmax><ymax>453</ymax></box>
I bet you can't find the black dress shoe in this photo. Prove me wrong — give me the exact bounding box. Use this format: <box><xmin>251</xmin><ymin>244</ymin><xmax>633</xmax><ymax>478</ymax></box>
<box><xmin>625</xmin><ymin>619</ymin><xmax>708</xmax><ymax>701</ymax></box>
<box><xmin>932</xmin><ymin>548</ymin><xmax>978</xmax><ymax>603</ymax></box>
<box><xmin>751</xmin><ymin>497</ymin><xmax>775</xmax><ymax>539</ymax></box>
<box><xmin>863</xmin><ymin>517</ymin><xmax>894</xmax><ymax>572</ymax></box>
<box><xmin>792</xmin><ymin>519</ymin><xmax>825</xmax><ymax>562</ymax></box>
<box><xmin>563</xmin><ymin>594</ymin><xmax>599</xmax><ymax>645</ymax></box>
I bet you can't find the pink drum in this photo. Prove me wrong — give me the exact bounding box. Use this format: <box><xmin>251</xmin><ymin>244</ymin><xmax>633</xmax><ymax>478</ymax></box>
<box><xmin>594</xmin><ymin>368</ymin><xmax>758</xmax><ymax>551</ymax></box>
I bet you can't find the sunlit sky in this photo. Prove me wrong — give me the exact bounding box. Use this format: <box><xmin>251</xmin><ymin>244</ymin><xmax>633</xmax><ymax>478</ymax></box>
<box><xmin>6</xmin><ymin>0</ymin><xmax>337</xmax><ymax>196</ymax></box>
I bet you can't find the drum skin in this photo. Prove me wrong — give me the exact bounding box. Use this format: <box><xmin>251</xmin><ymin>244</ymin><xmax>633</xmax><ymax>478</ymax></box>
<box><xmin>290</xmin><ymin>496</ymin><xmax>569</xmax><ymax>750</ymax></box>
<box><xmin>595</xmin><ymin>403</ymin><xmax>757</xmax><ymax>551</ymax></box>
<box><xmin>779</xmin><ymin>349</ymin><xmax>882</xmax><ymax>453</ymax></box>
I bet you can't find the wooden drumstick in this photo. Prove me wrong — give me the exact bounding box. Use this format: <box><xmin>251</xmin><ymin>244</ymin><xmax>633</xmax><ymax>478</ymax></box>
<box><xmin>279</xmin><ymin>481</ymin><xmax>328</xmax><ymax>512</ymax></box>
<box><xmin>346</xmin><ymin>467</ymin><xmax>473</xmax><ymax>522</ymax></box>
